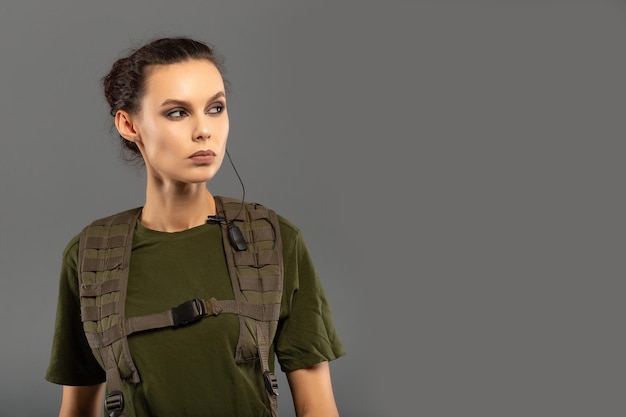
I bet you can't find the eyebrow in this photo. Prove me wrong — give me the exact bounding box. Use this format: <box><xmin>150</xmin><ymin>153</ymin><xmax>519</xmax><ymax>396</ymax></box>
<box><xmin>159</xmin><ymin>91</ymin><xmax>226</xmax><ymax>107</ymax></box>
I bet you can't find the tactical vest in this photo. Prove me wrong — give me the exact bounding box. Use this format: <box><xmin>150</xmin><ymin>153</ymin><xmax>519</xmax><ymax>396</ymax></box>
<box><xmin>77</xmin><ymin>196</ymin><xmax>284</xmax><ymax>417</ymax></box>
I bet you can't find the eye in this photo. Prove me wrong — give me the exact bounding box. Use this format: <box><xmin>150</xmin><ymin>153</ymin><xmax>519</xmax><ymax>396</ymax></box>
<box><xmin>166</xmin><ymin>109</ymin><xmax>189</xmax><ymax>118</ymax></box>
<box><xmin>208</xmin><ymin>103</ymin><xmax>225</xmax><ymax>114</ymax></box>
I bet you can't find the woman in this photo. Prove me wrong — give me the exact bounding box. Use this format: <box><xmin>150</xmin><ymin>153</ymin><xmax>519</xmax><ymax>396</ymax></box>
<box><xmin>46</xmin><ymin>37</ymin><xmax>345</xmax><ymax>417</ymax></box>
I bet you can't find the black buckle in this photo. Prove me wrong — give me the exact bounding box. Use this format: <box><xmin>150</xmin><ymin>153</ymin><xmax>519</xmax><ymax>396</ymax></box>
<box><xmin>105</xmin><ymin>390</ymin><xmax>124</xmax><ymax>417</ymax></box>
<box><xmin>263</xmin><ymin>371</ymin><xmax>279</xmax><ymax>396</ymax></box>
<box><xmin>172</xmin><ymin>299</ymin><xmax>206</xmax><ymax>328</ymax></box>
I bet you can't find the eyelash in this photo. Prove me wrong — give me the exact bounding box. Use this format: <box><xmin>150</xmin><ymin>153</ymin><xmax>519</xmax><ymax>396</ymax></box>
<box><xmin>166</xmin><ymin>103</ymin><xmax>225</xmax><ymax>119</ymax></box>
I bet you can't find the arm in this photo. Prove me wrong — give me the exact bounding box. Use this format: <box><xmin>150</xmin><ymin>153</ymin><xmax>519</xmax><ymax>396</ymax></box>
<box><xmin>58</xmin><ymin>384</ymin><xmax>105</xmax><ymax>417</ymax></box>
<box><xmin>287</xmin><ymin>361</ymin><xmax>340</xmax><ymax>417</ymax></box>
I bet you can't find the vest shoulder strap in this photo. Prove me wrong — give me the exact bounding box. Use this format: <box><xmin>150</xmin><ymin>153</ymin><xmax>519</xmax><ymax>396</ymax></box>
<box><xmin>215</xmin><ymin>196</ymin><xmax>283</xmax><ymax>417</ymax></box>
<box><xmin>78</xmin><ymin>207</ymin><xmax>141</xmax><ymax>389</ymax></box>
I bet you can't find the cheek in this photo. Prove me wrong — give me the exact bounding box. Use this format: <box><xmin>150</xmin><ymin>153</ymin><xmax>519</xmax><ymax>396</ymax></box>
<box><xmin>219</xmin><ymin>122</ymin><xmax>230</xmax><ymax>144</ymax></box>
<box><xmin>149</xmin><ymin>123</ymin><xmax>180</xmax><ymax>149</ymax></box>
<box><xmin>140</xmin><ymin>128</ymin><xmax>178</xmax><ymax>162</ymax></box>
<box><xmin>218</xmin><ymin>114</ymin><xmax>230</xmax><ymax>136</ymax></box>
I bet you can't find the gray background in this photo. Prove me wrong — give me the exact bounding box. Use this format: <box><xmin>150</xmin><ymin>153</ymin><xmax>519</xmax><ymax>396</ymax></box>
<box><xmin>0</xmin><ymin>1</ymin><xmax>623</xmax><ymax>416</ymax></box>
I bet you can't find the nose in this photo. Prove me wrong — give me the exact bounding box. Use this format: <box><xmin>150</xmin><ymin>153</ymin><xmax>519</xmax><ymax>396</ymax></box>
<box><xmin>193</xmin><ymin>118</ymin><xmax>212</xmax><ymax>141</ymax></box>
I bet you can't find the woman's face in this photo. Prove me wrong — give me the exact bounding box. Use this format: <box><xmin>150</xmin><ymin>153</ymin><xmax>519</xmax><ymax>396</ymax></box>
<box><xmin>129</xmin><ymin>59</ymin><xmax>229</xmax><ymax>185</ymax></box>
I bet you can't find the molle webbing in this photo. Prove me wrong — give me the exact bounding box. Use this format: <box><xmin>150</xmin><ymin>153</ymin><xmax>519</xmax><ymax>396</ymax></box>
<box><xmin>78</xmin><ymin>208</ymin><xmax>141</xmax><ymax>386</ymax></box>
<box><xmin>215</xmin><ymin>196</ymin><xmax>283</xmax><ymax>417</ymax></box>
<box><xmin>215</xmin><ymin>196</ymin><xmax>284</xmax><ymax>364</ymax></box>
<box><xmin>77</xmin><ymin>198</ymin><xmax>283</xmax><ymax>417</ymax></box>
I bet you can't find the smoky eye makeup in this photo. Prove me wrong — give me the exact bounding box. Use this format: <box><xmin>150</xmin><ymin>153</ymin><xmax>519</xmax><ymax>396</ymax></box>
<box><xmin>207</xmin><ymin>103</ymin><xmax>226</xmax><ymax>114</ymax></box>
<box><xmin>164</xmin><ymin>108</ymin><xmax>189</xmax><ymax>118</ymax></box>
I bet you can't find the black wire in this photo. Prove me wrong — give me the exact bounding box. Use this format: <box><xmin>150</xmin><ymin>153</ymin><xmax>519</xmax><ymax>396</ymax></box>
<box><xmin>225</xmin><ymin>148</ymin><xmax>246</xmax><ymax>221</ymax></box>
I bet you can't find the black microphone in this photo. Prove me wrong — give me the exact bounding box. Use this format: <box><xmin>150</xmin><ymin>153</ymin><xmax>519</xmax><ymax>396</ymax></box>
<box><xmin>228</xmin><ymin>222</ymin><xmax>247</xmax><ymax>251</ymax></box>
<box><xmin>206</xmin><ymin>214</ymin><xmax>246</xmax><ymax>251</ymax></box>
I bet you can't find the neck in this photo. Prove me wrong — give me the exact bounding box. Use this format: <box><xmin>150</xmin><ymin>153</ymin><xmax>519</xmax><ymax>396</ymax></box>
<box><xmin>140</xmin><ymin>180</ymin><xmax>216</xmax><ymax>232</ymax></box>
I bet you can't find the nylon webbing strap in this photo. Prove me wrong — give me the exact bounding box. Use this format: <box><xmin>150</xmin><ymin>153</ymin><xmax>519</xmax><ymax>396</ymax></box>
<box><xmin>83</xmin><ymin>299</ymin><xmax>281</xmax><ymax>348</ymax></box>
<box><xmin>258</xmin><ymin>321</ymin><xmax>279</xmax><ymax>417</ymax></box>
<box><xmin>78</xmin><ymin>208</ymin><xmax>143</xmax><ymax>417</ymax></box>
<box><xmin>215</xmin><ymin>196</ymin><xmax>283</xmax><ymax>417</ymax></box>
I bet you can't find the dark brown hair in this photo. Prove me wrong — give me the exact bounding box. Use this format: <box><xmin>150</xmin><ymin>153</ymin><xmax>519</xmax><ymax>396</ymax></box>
<box><xmin>102</xmin><ymin>37</ymin><xmax>226</xmax><ymax>158</ymax></box>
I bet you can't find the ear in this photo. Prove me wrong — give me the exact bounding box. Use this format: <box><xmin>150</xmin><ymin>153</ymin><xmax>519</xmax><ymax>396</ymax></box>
<box><xmin>115</xmin><ymin>110</ymin><xmax>139</xmax><ymax>142</ymax></box>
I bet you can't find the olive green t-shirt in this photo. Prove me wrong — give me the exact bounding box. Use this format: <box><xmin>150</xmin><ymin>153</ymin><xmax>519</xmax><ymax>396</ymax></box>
<box><xmin>46</xmin><ymin>211</ymin><xmax>345</xmax><ymax>417</ymax></box>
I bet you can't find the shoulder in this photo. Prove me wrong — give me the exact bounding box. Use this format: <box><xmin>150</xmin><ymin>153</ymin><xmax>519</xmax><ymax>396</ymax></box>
<box><xmin>63</xmin><ymin>207</ymin><xmax>143</xmax><ymax>263</ymax></box>
<box><xmin>242</xmin><ymin>198</ymin><xmax>302</xmax><ymax>240</ymax></box>
<box><xmin>276</xmin><ymin>213</ymin><xmax>300</xmax><ymax>237</ymax></box>
<box><xmin>218</xmin><ymin>196</ymin><xmax>303</xmax><ymax>241</ymax></box>
<box><xmin>228</xmin><ymin>196</ymin><xmax>305</xmax><ymax>254</ymax></box>
<box><xmin>85</xmin><ymin>207</ymin><xmax>142</xmax><ymax>226</ymax></box>
<box><xmin>61</xmin><ymin>232</ymin><xmax>81</xmax><ymax>269</ymax></box>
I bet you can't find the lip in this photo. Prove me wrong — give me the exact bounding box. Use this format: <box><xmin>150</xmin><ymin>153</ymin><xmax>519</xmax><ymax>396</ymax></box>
<box><xmin>189</xmin><ymin>149</ymin><xmax>216</xmax><ymax>164</ymax></box>
<box><xmin>189</xmin><ymin>150</ymin><xmax>216</xmax><ymax>158</ymax></box>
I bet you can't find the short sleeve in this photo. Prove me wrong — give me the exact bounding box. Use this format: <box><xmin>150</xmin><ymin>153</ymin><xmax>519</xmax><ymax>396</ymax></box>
<box><xmin>274</xmin><ymin>228</ymin><xmax>346</xmax><ymax>372</ymax></box>
<box><xmin>45</xmin><ymin>236</ymin><xmax>106</xmax><ymax>386</ymax></box>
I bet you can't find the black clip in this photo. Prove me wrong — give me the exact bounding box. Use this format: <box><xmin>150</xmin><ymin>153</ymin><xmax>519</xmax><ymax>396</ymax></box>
<box><xmin>105</xmin><ymin>390</ymin><xmax>124</xmax><ymax>417</ymax></box>
<box><xmin>263</xmin><ymin>371</ymin><xmax>279</xmax><ymax>396</ymax></box>
<box><xmin>172</xmin><ymin>299</ymin><xmax>206</xmax><ymax>328</ymax></box>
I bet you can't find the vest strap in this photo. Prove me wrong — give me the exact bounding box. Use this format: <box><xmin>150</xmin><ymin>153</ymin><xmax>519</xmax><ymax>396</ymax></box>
<box><xmin>84</xmin><ymin>298</ymin><xmax>282</xmax><ymax>348</ymax></box>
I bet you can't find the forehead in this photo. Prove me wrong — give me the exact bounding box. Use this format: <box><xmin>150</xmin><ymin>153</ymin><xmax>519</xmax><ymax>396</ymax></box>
<box><xmin>143</xmin><ymin>59</ymin><xmax>225</xmax><ymax>100</ymax></box>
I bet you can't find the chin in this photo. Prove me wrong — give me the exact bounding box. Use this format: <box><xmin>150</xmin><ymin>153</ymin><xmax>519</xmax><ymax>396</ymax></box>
<box><xmin>188</xmin><ymin>176</ymin><xmax>215</xmax><ymax>184</ymax></box>
<box><xmin>189</xmin><ymin>167</ymin><xmax>221</xmax><ymax>183</ymax></box>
